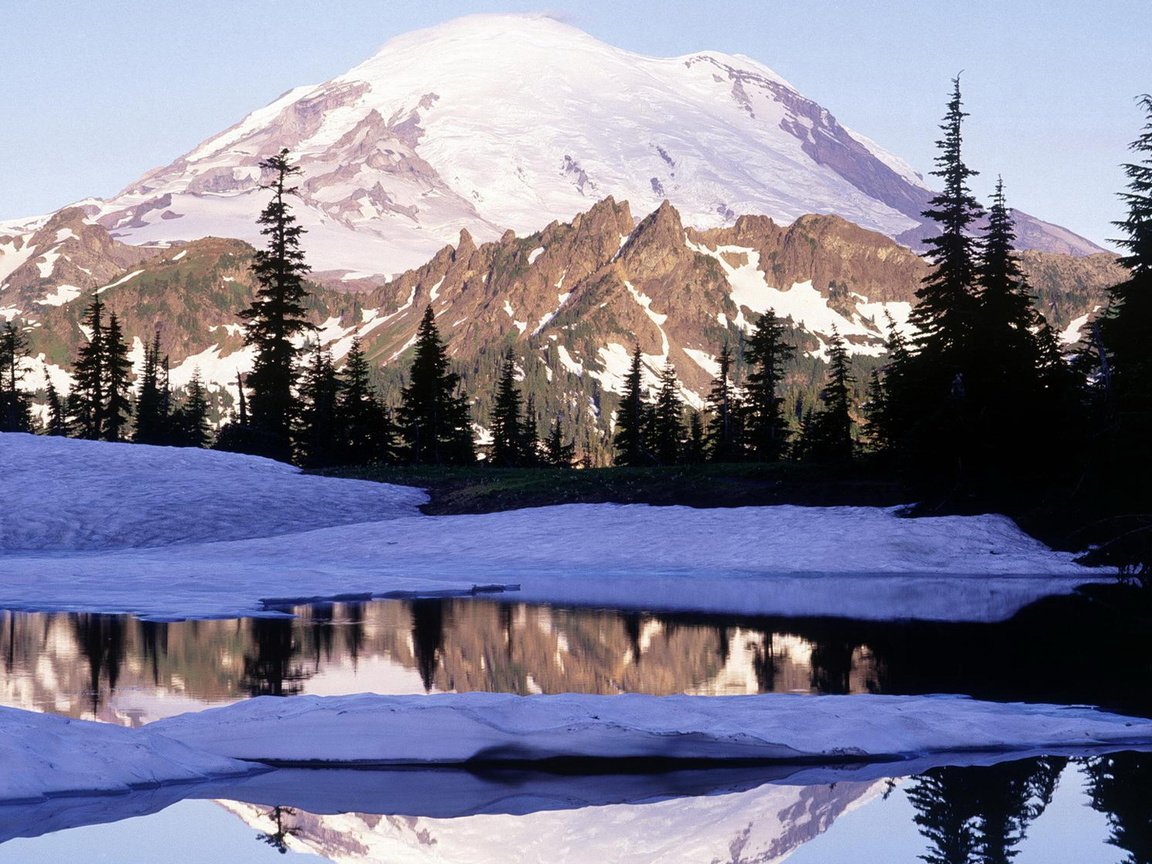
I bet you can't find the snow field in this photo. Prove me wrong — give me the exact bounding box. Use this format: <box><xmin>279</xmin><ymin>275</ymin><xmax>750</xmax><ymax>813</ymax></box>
<box><xmin>2</xmin><ymin>693</ymin><xmax>1151</xmax><ymax>806</ymax></box>
<box><xmin>0</xmin><ymin>433</ymin><xmax>1106</xmax><ymax>620</ymax></box>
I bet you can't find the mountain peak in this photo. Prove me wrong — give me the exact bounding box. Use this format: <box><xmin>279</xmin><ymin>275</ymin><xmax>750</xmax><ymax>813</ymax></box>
<box><xmin>60</xmin><ymin>14</ymin><xmax>1103</xmax><ymax>276</ymax></box>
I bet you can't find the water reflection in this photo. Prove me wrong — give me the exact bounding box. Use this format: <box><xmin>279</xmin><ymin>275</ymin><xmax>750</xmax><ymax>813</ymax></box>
<box><xmin>4</xmin><ymin>752</ymin><xmax>1146</xmax><ymax>863</ymax></box>
<box><xmin>907</xmin><ymin>758</ymin><xmax>1064</xmax><ymax>863</ymax></box>
<box><xmin>1086</xmin><ymin>751</ymin><xmax>1152</xmax><ymax>863</ymax></box>
<box><xmin>0</xmin><ymin>592</ymin><xmax>1149</xmax><ymax>723</ymax></box>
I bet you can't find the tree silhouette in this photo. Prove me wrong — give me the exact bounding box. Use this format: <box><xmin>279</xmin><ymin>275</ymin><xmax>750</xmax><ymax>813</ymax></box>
<box><xmin>336</xmin><ymin>336</ymin><xmax>395</xmax><ymax>466</ymax></box>
<box><xmin>490</xmin><ymin>347</ymin><xmax>527</xmax><ymax>466</ymax></box>
<box><xmin>410</xmin><ymin>599</ymin><xmax>447</xmax><ymax>692</ymax></box>
<box><xmin>133</xmin><ymin>330</ymin><xmax>170</xmax><ymax>444</ymax></box>
<box><xmin>652</xmin><ymin>360</ymin><xmax>686</xmax><ymax>465</ymax></box>
<box><xmin>743</xmin><ymin>311</ymin><xmax>794</xmax><ymax>461</ymax></box>
<box><xmin>0</xmin><ymin>321</ymin><xmax>32</xmax><ymax>432</ymax></box>
<box><xmin>1087</xmin><ymin>751</ymin><xmax>1152</xmax><ymax>864</ymax></box>
<box><xmin>908</xmin><ymin>757</ymin><xmax>1064</xmax><ymax>864</ymax></box>
<box><xmin>613</xmin><ymin>344</ymin><xmax>649</xmax><ymax>466</ymax></box>
<box><xmin>396</xmin><ymin>306</ymin><xmax>474</xmax><ymax>465</ymax></box>
<box><xmin>240</xmin><ymin>148</ymin><xmax>312</xmax><ymax>461</ymax></box>
<box><xmin>705</xmin><ymin>343</ymin><xmax>742</xmax><ymax>462</ymax></box>
<box><xmin>70</xmin><ymin>294</ymin><xmax>107</xmax><ymax>439</ymax></box>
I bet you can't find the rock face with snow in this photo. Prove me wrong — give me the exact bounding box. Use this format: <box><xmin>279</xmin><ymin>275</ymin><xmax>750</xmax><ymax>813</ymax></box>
<box><xmin>3</xmin><ymin>13</ymin><xmax>1103</xmax><ymax>280</ymax></box>
<box><xmin>1</xmin><ymin>194</ymin><xmax>1124</xmax><ymax>451</ymax></box>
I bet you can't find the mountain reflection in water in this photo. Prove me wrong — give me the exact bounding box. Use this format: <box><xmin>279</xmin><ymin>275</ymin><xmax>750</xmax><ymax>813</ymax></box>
<box><xmin>4</xmin><ymin>752</ymin><xmax>1146</xmax><ymax>863</ymax></box>
<box><xmin>1</xmin><ymin>591</ymin><xmax>1149</xmax><ymax>725</ymax></box>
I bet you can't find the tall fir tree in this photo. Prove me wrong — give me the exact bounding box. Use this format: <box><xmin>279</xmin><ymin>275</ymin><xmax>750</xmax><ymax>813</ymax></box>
<box><xmin>171</xmin><ymin>371</ymin><xmax>211</xmax><ymax>448</ymax></box>
<box><xmin>743</xmin><ymin>311</ymin><xmax>794</xmax><ymax>462</ymax></box>
<box><xmin>397</xmin><ymin>306</ymin><xmax>474</xmax><ymax>465</ymax></box>
<box><xmin>102</xmin><ymin>313</ymin><xmax>133</xmax><ymax>442</ymax></box>
<box><xmin>912</xmin><ymin>75</ymin><xmax>985</xmax><ymax>369</ymax></box>
<box><xmin>1098</xmin><ymin>94</ymin><xmax>1152</xmax><ymax>507</ymax></box>
<box><xmin>803</xmin><ymin>329</ymin><xmax>855</xmax><ymax>462</ymax></box>
<box><xmin>296</xmin><ymin>343</ymin><xmax>341</xmax><ymax>467</ymax></box>
<box><xmin>887</xmin><ymin>77</ymin><xmax>986</xmax><ymax>483</ymax></box>
<box><xmin>543</xmin><ymin>414</ymin><xmax>576</xmax><ymax>467</ymax></box>
<box><xmin>489</xmin><ymin>348</ymin><xmax>526</xmax><ymax>466</ymax></box>
<box><xmin>705</xmin><ymin>343</ymin><xmax>742</xmax><ymax>462</ymax></box>
<box><xmin>134</xmin><ymin>330</ymin><xmax>170</xmax><ymax>444</ymax></box>
<box><xmin>0</xmin><ymin>321</ymin><xmax>32</xmax><ymax>432</ymax></box>
<box><xmin>44</xmin><ymin>380</ymin><xmax>68</xmax><ymax>436</ymax></box>
<box><xmin>613</xmin><ymin>344</ymin><xmax>649</xmax><ymax>466</ymax></box>
<box><xmin>336</xmin><ymin>337</ymin><xmax>395</xmax><ymax>466</ymax></box>
<box><xmin>240</xmin><ymin>148</ymin><xmax>312</xmax><ymax>460</ymax></box>
<box><xmin>70</xmin><ymin>294</ymin><xmax>107</xmax><ymax>440</ymax></box>
<box><xmin>652</xmin><ymin>361</ymin><xmax>686</xmax><ymax>465</ymax></box>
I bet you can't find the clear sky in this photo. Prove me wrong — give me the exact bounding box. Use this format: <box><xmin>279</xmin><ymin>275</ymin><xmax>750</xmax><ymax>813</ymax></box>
<box><xmin>1</xmin><ymin>0</ymin><xmax>1147</xmax><ymax>249</ymax></box>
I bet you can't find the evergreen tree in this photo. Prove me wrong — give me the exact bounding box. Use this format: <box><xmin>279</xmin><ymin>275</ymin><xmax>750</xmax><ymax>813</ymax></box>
<box><xmin>705</xmin><ymin>343</ymin><xmax>742</xmax><ymax>462</ymax></box>
<box><xmin>240</xmin><ymin>149</ymin><xmax>312</xmax><ymax>460</ymax></box>
<box><xmin>44</xmin><ymin>380</ymin><xmax>68</xmax><ymax>436</ymax></box>
<box><xmin>613</xmin><ymin>344</ymin><xmax>649</xmax><ymax>466</ymax></box>
<box><xmin>170</xmin><ymin>371</ymin><xmax>211</xmax><ymax>448</ymax></box>
<box><xmin>0</xmin><ymin>321</ymin><xmax>32</xmax><ymax>432</ymax></box>
<box><xmin>866</xmin><ymin>315</ymin><xmax>913</xmax><ymax>455</ymax></box>
<box><xmin>134</xmin><ymin>331</ymin><xmax>170</xmax><ymax>444</ymax></box>
<box><xmin>336</xmin><ymin>337</ymin><xmax>395</xmax><ymax>466</ymax></box>
<box><xmin>70</xmin><ymin>294</ymin><xmax>107</xmax><ymax>439</ymax></box>
<box><xmin>744</xmin><ymin>311</ymin><xmax>794</xmax><ymax>461</ymax></box>
<box><xmin>652</xmin><ymin>361</ymin><xmax>686</xmax><ymax>465</ymax></box>
<box><xmin>490</xmin><ymin>348</ymin><xmax>526</xmax><ymax>467</ymax></box>
<box><xmin>886</xmin><ymin>77</ymin><xmax>986</xmax><ymax>483</ymax></box>
<box><xmin>102</xmin><ymin>313</ymin><xmax>133</xmax><ymax>442</ymax></box>
<box><xmin>1087</xmin><ymin>751</ymin><xmax>1152</xmax><ymax>864</ymax></box>
<box><xmin>803</xmin><ymin>330</ymin><xmax>856</xmax><ymax>462</ymax></box>
<box><xmin>1098</xmin><ymin>94</ymin><xmax>1152</xmax><ymax>505</ymax></box>
<box><xmin>975</xmin><ymin>179</ymin><xmax>1046</xmax><ymax>391</ymax></box>
<box><xmin>912</xmin><ymin>75</ymin><xmax>985</xmax><ymax>372</ymax></box>
<box><xmin>543</xmin><ymin>414</ymin><xmax>576</xmax><ymax>467</ymax></box>
<box><xmin>296</xmin><ymin>343</ymin><xmax>341</xmax><ymax>467</ymax></box>
<box><xmin>397</xmin><ymin>306</ymin><xmax>474</xmax><ymax>465</ymax></box>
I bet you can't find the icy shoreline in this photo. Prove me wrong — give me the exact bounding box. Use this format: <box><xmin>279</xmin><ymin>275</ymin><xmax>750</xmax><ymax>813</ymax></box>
<box><xmin>0</xmin><ymin>435</ymin><xmax>1108</xmax><ymax>622</ymax></box>
<box><xmin>2</xmin><ymin>692</ymin><xmax>1151</xmax><ymax>808</ymax></box>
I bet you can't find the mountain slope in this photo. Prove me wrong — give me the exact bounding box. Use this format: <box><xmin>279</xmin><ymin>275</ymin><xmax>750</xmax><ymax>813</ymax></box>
<box><xmin>32</xmin><ymin>13</ymin><xmax>1099</xmax><ymax>278</ymax></box>
<box><xmin>4</xmin><ymin>197</ymin><xmax>1124</xmax><ymax>460</ymax></box>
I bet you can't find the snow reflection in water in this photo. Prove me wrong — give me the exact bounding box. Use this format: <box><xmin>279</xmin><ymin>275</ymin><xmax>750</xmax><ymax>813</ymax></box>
<box><xmin>1</xmin><ymin>595</ymin><xmax>1150</xmax><ymax>861</ymax></box>
<box><xmin>0</xmin><ymin>754</ymin><xmax>1147</xmax><ymax>863</ymax></box>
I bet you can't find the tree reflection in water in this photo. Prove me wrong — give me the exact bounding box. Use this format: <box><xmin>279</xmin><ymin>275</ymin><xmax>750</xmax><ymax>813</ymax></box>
<box><xmin>243</xmin><ymin>617</ymin><xmax>306</xmax><ymax>697</ymax></box>
<box><xmin>1086</xmin><ymin>751</ymin><xmax>1152</xmax><ymax>864</ymax></box>
<box><xmin>256</xmin><ymin>805</ymin><xmax>300</xmax><ymax>855</ymax></box>
<box><xmin>0</xmin><ymin>594</ymin><xmax>1150</xmax><ymax>718</ymax></box>
<box><xmin>907</xmin><ymin>756</ymin><xmax>1064</xmax><ymax>864</ymax></box>
<box><xmin>71</xmin><ymin>613</ymin><xmax>126</xmax><ymax>713</ymax></box>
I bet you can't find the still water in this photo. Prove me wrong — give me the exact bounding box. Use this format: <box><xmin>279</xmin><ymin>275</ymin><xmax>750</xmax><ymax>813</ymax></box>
<box><xmin>0</xmin><ymin>596</ymin><xmax>1149</xmax><ymax>862</ymax></box>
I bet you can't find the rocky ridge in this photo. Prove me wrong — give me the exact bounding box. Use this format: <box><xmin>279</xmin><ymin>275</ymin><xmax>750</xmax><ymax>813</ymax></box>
<box><xmin>0</xmin><ymin>196</ymin><xmax>1126</xmax><ymax>454</ymax></box>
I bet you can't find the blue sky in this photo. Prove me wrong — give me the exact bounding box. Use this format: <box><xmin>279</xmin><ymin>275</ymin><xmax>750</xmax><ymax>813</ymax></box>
<box><xmin>1</xmin><ymin>0</ymin><xmax>1148</xmax><ymax>248</ymax></box>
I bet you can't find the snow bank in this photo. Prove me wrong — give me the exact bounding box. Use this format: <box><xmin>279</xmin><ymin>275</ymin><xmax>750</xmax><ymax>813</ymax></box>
<box><xmin>2</xmin><ymin>693</ymin><xmax>1150</xmax><ymax>808</ymax></box>
<box><xmin>0</xmin><ymin>434</ymin><xmax>1106</xmax><ymax>620</ymax></box>
<box><xmin>0</xmin><ymin>433</ymin><xmax>426</xmax><ymax>550</ymax></box>
<box><xmin>152</xmin><ymin>692</ymin><xmax>1152</xmax><ymax>766</ymax></box>
<box><xmin>0</xmin><ymin>706</ymin><xmax>256</xmax><ymax>803</ymax></box>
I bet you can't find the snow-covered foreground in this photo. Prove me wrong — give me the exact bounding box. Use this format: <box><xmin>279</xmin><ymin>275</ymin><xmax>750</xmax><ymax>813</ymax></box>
<box><xmin>0</xmin><ymin>435</ymin><xmax>1106</xmax><ymax>621</ymax></box>
<box><xmin>2</xmin><ymin>692</ymin><xmax>1151</xmax><ymax>809</ymax></box>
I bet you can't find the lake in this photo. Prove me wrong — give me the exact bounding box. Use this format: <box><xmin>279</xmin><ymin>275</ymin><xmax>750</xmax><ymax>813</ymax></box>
<box><xmin>1</xmin><ymin>595</ymin><xmax>1149</xmax><ymax>861</ymax></box>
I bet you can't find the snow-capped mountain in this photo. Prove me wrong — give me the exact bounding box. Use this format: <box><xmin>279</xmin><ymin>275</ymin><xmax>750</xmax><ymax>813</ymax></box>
<box><xmin>220</xmin><ymin>777</ymin><xmax>884</xmax><ymax>864</ymax></box>
<box><xmin>47</xmin><ymin>13</ymin><xmax>1099</xmax><ymax>277</ymax></box>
